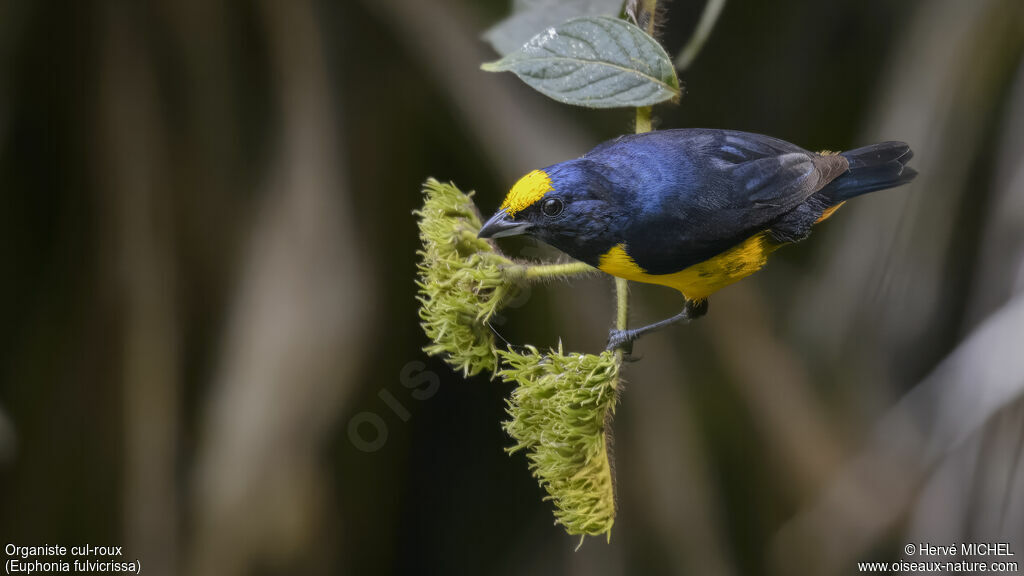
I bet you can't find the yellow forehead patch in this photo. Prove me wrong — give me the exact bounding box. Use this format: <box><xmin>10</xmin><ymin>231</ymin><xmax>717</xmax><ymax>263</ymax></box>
<box><xmin>501</xmin><ymin>169</ymin><xmax>553</xmax><ymax>217</ymax></box>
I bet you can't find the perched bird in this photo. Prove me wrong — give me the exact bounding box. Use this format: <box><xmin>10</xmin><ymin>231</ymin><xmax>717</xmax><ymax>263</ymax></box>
<box><xmin>477</xmin><ymin>128</ymin><xmax>917</xmax><ymax>350</ymax></box>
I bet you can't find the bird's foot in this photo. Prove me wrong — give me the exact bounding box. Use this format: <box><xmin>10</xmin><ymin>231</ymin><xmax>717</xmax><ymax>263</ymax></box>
<box><xmin>686</xmin><ymin>298</ymin><xmax>709</xmax><ymax>318</ymax></box>
<box><xmin>606</xmin><ymin>328</ymin><xmax>636</xmax><ymax>354</ymax></box>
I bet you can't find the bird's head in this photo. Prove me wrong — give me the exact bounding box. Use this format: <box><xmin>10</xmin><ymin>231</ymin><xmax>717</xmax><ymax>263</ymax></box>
<box><xmin>478</xmin><ymin>160</ymin><xmax>619</xmax><ymax>263</ymax></box>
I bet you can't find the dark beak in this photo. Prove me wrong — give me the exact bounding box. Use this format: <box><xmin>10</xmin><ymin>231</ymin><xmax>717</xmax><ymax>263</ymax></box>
<box><xmin>477</xmin><ymin>208</ymin><xmax>531</xmax><ymax>239</ymax></box>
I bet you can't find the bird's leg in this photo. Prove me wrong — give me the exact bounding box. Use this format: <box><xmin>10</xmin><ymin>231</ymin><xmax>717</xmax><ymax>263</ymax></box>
<box><xmin>606</xmin><ymin>298</ymin><xmax>708</xmax><ymax>352</ymax></box>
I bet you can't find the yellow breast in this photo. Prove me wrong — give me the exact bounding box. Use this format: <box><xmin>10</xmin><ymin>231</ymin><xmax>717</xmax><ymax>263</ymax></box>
<box><xmin>597</xmin><ymin>232</ymin><xmax>782</xmax><ymax>300</ymax></box>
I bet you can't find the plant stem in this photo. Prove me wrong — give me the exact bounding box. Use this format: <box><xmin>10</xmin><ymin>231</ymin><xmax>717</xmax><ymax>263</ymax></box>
<box><xmin>635</xmin><ymin>106</ymin><xmax>652</xmax><ymax>133</ymax></box>
<box><xmin>615</xmin><ymin>278</ymin><xmax>630</xmax><ymax>331</ymax></box>
<box><xmin>524</xmin><ymin>261</ymin><xmax>595</xmax><ymax>280</ymax></box>
<box><xmin>640</xmin><ymin>0</ymin><xmax>659</xmax><ymax>35</ymax></box>
<box><xmin>674</xmin><ymin>0</ymin><xmax>726</xmax><ymax>71</ymax></box>
<box><xmin>615</xmin><ymin>0</ymin><xmax>662</xmax><ymax>354</ymax></box>
<box><xmin>620</xmin><ymin>87</ymin><xmax>652</xmax><ymax>341</ymax></box>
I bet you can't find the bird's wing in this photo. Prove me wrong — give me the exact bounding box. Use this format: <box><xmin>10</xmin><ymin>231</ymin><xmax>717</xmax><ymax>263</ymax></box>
<box><xmin>610</xmin><ymin>130</ymin><xmax>848</xmax><ymax>274</ymax></box>
<box><xmin>725</xmin><ymin>152</ymin><xmax>842</xmax><ymax>209</ymax></box>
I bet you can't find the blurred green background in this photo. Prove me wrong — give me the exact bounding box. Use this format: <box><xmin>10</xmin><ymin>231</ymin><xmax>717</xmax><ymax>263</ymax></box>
<box><xmin>2</xmin><ymin>0</ymin><xmax>1024</xmax><ymax>574</ymax></box>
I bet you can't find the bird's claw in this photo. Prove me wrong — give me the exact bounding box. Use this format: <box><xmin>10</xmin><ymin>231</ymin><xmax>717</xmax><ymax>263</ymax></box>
<box><xmin>606</xmin><ymin>328</ymin><xmax>635</xmax><ymax>354</ymax></box>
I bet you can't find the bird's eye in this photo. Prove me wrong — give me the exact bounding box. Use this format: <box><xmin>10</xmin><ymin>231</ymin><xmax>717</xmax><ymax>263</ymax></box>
<box><xmin>541</xmin><ymin>198</ymin><xmax>564</xmax><ymax>217</ymax></box>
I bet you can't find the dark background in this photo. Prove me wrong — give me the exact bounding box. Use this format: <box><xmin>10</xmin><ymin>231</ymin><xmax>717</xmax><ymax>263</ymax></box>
<box><xmin>2</xmin><ymin>0</ymin><xmax>1024</xmax><ymax>574</ymax></box>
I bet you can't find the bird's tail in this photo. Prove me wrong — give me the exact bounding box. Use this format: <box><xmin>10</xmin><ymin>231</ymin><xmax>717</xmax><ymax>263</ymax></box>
<box><xmin>821</xmin><ymin>142</ymin><xmax>917</xmax><ymax>202</ymax></box>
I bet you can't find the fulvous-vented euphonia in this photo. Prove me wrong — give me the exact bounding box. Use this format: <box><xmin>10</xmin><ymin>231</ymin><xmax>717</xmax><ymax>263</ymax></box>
<box><xmin>477</xmin><ymin>128</ymin><xmax>916</xmax><ymax>350</ymax></box>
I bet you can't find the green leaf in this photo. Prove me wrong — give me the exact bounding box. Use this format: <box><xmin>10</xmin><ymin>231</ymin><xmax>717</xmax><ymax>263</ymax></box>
<box><xmin>484</xmin><ymin>0</ymin><xmax>625</xmax><ymax>57</ymax></box>
<box><xmin>481</xmin><ymin>16</ymin><xmax>680</xmax><ymax>109</ymax></box>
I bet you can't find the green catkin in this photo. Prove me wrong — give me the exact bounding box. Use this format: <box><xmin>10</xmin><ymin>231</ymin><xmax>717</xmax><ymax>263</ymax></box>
<box><xmin>499</xmin><ymin>345</ymin><xmax>620</xmax><ymax>538</ymax></box>
<box><xmin>415</xmin><ymin>179</ymin><xmax>525</xmax><ymax>376</ymax></box>
<box><xmin>416</xmin><ymin>178</ymin><xmax>621</xmax><ymax>540</ymax></box>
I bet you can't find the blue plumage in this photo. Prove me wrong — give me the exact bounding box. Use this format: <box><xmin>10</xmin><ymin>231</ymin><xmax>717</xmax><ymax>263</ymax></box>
<box><xmin>477</xmin><ymin>128</ymin><xmax>916</xmax><ymax>348</ymax></box>
<box><xmin>508</xmin><ymin>129</ymin><xmax>915</xmax><ymax>273</ymax></box>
